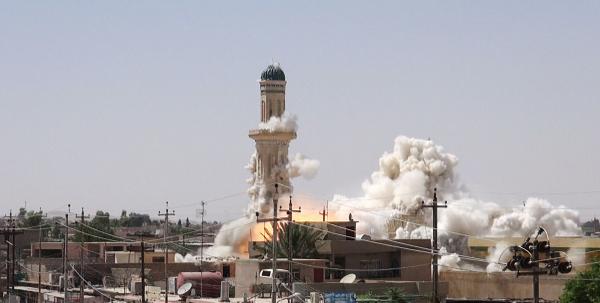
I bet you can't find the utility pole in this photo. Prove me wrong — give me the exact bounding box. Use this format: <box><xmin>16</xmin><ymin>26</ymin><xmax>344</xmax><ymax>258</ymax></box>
<box><xmin>279</xmin><ymin>195</ymin><xmax>300</xmax><ymax>300</ymax></box>
<box><xmin>141</xmin><ymin>238</ymin><xmax>146</xmax><ymax>303</ymax></box>
<box><xmin>158</xmin><ymin>202</ymin><xmax>175</xmax><ymax>303</ymax></box>
<box><xmin>36</xmin><ymin>208</ymin><xmax>48</xmax><ymax>303</ymax></box>
<box><xmin>76</xmin><ymin>208</ymin><xmax>90</xmax><ymax>303</ymax></box>
<box><xmin>133</xmin><ymin>232</ymin><xmax>152</xmax><ymax>303</ymax></box>
<box><xmin>199</xmin><ymin>201</ymin><xmax>205</xmax><ymax>298</ymax></box>
<box><xmin>3</xmin><ymin>210</ymin><xmax>22</xmax><ymax>294</ymax></box>
<box><xmin>256</xmin><ymin>184</ymin><xmax>288</xmax><ymax>303</ymax></box>
<box><xmin>64</xmin><ymin>204</ymin><xmax>71</xmax><ymax>303</ymax></box>
<box><xmin>506</xmin><ymin>228</ymin><xmax>565</xmax><ymax>303</ymax></box>
<box><xmin>4</xmin><ymin>223</ymin><xmax>9</xmax><ymax>296</ymax></box>
<box><xmin>421</xmin><ymin>188</ymin><xmax>447</xmax><ymax>303</ymax></box>
<box><xmin>532</xmin><ymin>239</ymin><xmax>540</xmax><ymax>303</ymax></box>
<box><xmin>4</xmin><ymin>210</ymin><xmax>14</xmax><ymax>295</ymax></box>
<box><xmin>319</xmin><ymin>201</ymin><xmax>328</xmax><ymax>222</ymax></box>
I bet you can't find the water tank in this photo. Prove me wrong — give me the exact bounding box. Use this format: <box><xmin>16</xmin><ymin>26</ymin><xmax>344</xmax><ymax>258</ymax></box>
<box><xmin>176</xmin><ymin>271</ymin><xmax>223</xmax><ymax>298</ymax></box>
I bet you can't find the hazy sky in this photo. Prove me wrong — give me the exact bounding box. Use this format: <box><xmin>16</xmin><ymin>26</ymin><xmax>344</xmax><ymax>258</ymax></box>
<box><xmin>1</xmin><ymin>2</ymin><xmax>599</xmax><ymax>222</ymax></box>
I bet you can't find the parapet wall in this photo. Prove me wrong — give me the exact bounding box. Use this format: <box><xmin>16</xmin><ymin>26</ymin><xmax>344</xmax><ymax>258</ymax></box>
<box><xmin>440</xmin><ymin>271</ymin><xmax>571</xmax><ymax>301</ymax></box>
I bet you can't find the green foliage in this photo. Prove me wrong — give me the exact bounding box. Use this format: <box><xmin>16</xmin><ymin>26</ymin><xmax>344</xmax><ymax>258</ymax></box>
<box><xmin>355</xmin><ymin>289</ymin><xmax>412</xmax><ymax>303</ymax></box>
<box><xmin>385</xmin><ymin>288</ymin><xmax>410</xmax><ymax>303</ymax></box>
<box><xmin>255</xmin><ymin>222</ymin><xmax>324</xmax><ymax>259</ymax></box>
<box><xmin>560</xmin><ymin>261</ymin><xmax>600</xmax><ymax>303</ymax></box>
<box><xmin>116</xmin><ymin>211</ymin><xmax>152</xmax><ymax>227</ymax></box>
<box><xmin>73</xmin><ymin>211</ymin><xmax>116</xmax><ymax>242</ymax></box>
<box><xmin>19</xmin><ymin>209</ymin><xmax>44</xmax><ymax>227</ymax></box>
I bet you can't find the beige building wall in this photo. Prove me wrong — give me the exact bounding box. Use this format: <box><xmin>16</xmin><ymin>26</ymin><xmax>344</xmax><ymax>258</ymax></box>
<box><xmin>440</xmin><ymin>271</ymin><xmax>569</xmax><ymax>300</ymax></box>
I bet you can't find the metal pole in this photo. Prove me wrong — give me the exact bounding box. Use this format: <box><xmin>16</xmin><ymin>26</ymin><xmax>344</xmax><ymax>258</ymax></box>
<box><xmin>38</xmin><ymin>216</ymin><xmax>43</xmax><ymax>302</ymax></box>
<box><xmin>11</xmin><ymin>215</ymin><xmax>16</xmax><ymax>293</ymax></box>
<box><xmin>158</xmin><ymin>202</ymin><xmax>174</xmax><ymax>303</ymax></box>
<box><xmin>164</xmin><ymin>207</ymin><xmax>168</xmax><ymax>303</ymax></box>
<box><xmin>271</xmin><ymin>185</ymin><xmax>279</xmax><ymax>303</ymax></box>
<box><xmin>279</xmin><ymin>195</ymin><xmax>299</xmax><ymax>302</ymax></box>
<box><xmin>432</xmin><ymin>193</ymin><xmax>438</xmax><ymax>303</ymax></box>
<box><xmin>36</xmin><ymin>208</ymin><xmax>47</xmax><ymax>303</ymax></box>
<box><xmin>200</xmin><ymin>201</ymin><xmax>205</xmax><ymax>298</ymax></box>
<box><xmin>287</xmin><ymin>198</ymin><xmax>292</xmax><ymax>295</ymax></box>
<box><xmin>141</xmin><ymin>238</ymin><xmax>145</xmax><ymax>303</ymax></box>
<box><xmin>5</xmin><ymin>229</ymin><xmax>9</xmax><ymax>295</ymax></box>
<box><xmin>64</xmin><ymin>204</ymin><xmax>70</xmax><ymax>303</ymax></box>
<box><xmin>533</xmin><ymin>239</ymin><xmax>539</xmax><ymax>303</ymax></box>
<box><xmin>422</xmin><ymin>189</ymin><xmax>447</xmax><ymax>303</ymax></box>
<box><xmin>76</xmin><ymin>208</ymin><xmax>89</xmax><ymax>303</ymax></box>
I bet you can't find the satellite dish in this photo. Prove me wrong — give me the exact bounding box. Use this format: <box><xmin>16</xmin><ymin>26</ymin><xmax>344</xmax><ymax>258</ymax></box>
<box><xmin>177</xmin><ymin>282</ymin><xmax>193</xmax><ymax>297</ymax></box>
<box><xmin>340</xmin><ymin>273</ymin><xmax>357</xmax><ymax>284</ymax></box>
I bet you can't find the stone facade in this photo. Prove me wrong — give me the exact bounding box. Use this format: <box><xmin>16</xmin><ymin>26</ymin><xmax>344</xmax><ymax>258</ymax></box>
<box><xmin>248</xmin><ymin>67</ymin><xmax>296</xmax><ymax>205</ymax></box>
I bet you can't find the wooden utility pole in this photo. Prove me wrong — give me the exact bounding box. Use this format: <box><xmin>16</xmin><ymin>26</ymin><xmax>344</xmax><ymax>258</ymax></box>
<box><xmin>319</xmin><ymin>201</ymin><xmax>328</xmax><ymax>222</ymax></box>
<box><xmin>199</xmin><ymin>201</ymin><xmax>205</xmax><ymax>298</ymax></box>
<box><xmin>132</xmin><ymin>232</ymin><xmax>152</xmax><ymax>303</ymax></box>
<box><xmin>4</xmin><ymin>210</ymin><xmax>14</xmax><ymax>295</ymax></box>
<box><xmin>3</xmin><ymin>210</ymin><xmax>22</xmax><ymax>294</ymax></box>
<box><xmin>2</xmin><ymin>210</ymin><xmax>22</xmax><ymax>295</ymax></box>
<box><xmin>64</xmin><ymin>204</ymin><xmax>71</xmax><ymax>303</ymax></box>
<box><xmin>256</xmin><ymin>184</ymin><xmax>288</xmax><ymax>303</ymax></box>
<box><xmin>421</xmin><ymin>188</ymin><xmax>447</xmax><ymax>303</ymax></box>
<box><xmin>36</xmin><ymin>208</ymin><xmax>48</xmax><ymax>302</ymax></box>
<box><xmin>158</xmin><ymin>202</ymin><xmax>175</xmax><ymax>303</ymax></box>
<box><xmin>279</xmin><ymin>195</ymin><xmax>300</xmax><ymax>299</ymax></box>
<box><xmin>76</xmin><ymin>208</ymin><xmax>90</xmax><ymax>303</ymax></box>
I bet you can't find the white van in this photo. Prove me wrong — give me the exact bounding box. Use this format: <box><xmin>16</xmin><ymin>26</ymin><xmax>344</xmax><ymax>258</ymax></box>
<box><xmin>257</xmin><ymin>269</ymin><xmax>290</xmax><ymax>285</ymax></box>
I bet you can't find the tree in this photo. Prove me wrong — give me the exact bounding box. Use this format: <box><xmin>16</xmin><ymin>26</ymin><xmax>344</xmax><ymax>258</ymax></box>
<box><xmin>255</xmin><ymin>222</ymin><xmax>324</xmax><ymax>259</ymax></box>
<box><xmin>560</xmin><ymin>261</ymin><xmax>600</xmax><ymax>303</ymax></box>
<box><xmin>73</xmin><ymin>211</ymin><xmax>115</xmax><ymax>242</ymax></box>
<box><xmin>20</xmin><ymin>209</ymin><xmax>44</xmax><ymax>227</ymax></box>
<box><xmin>185</xmin><ymin>218</ymin><xmax>190</xmax><ymax>227</ymax></box>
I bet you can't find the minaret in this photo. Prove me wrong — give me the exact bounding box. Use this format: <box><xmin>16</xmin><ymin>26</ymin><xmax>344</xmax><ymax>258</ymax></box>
<box><xmin>249</xmin><ymin>63</ymin><xmax>296</xmax><ymax>204</ymax></box>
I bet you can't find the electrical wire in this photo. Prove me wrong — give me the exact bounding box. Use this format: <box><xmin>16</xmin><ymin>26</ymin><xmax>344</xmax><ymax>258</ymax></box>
<box><xmin>287</xmin><ymin>221</ymin><xmax>506</xmax><ymax>266</ymax></box>
<box><xmin>70</xmin><ymin>264</ymin><xmax>113</xmax><ymax>300</ymax></box>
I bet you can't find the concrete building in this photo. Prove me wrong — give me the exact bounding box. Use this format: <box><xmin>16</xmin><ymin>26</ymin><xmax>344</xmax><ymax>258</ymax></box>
<box><xmin>248</xmin><ymin>220</ymin><xmax>431</xmax><ymax>281</ymax></box>
<box><xmin>30</xmin><ymin>241</ymin><xmax>175</xmax><ymax>263</ymax></box>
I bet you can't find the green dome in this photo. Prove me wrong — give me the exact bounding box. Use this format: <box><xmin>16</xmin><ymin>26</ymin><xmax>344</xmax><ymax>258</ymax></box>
<box><xmin>261</xmin><ymin>64</ymin><xmax>286</xmax><ymax>81</ymax></box>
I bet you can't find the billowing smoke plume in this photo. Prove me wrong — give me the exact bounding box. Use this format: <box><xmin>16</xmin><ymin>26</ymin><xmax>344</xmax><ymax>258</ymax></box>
<box><xmin>209</xmin><ymin>133</ymin><xmax>580</xmax><ymax>267</ymax></box>
<box><xmin>328</xmin><ymin>136</ymin><xmax>581</xmax><ymax>270</ymax></box>
<box><xmin>258</xmin><ymin>113</ymin><xmax>298</xmax><ymax>132</ymax></box>
<box><xmin>207</xmin><ymin>116</ymin><xmax>319</xmax><ymax>257</ymax></box>
<box><xmin>288</xmin><ymin>153</ymin><xmax>320</xmax><ymax>180</ymax></box>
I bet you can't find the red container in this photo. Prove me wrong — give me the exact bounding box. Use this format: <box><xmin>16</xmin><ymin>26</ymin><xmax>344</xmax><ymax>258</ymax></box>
<box><xmin>176</xmin><ymin>271</ymin><xmax>223</xmax><ymax>298</ymax></box>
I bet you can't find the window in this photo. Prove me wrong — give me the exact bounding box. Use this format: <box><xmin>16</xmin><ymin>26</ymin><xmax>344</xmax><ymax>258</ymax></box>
<box><xmin>261</xmin><ymin>270</ymin><xmax>271</xmax><ymax>277</ymax></box>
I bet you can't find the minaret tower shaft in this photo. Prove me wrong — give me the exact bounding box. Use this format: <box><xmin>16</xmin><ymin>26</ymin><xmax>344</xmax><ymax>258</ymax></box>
<box><xmin>249</xmin><ymin>64</ymin><xmax>296</xmax><ymax>202</ymax></box>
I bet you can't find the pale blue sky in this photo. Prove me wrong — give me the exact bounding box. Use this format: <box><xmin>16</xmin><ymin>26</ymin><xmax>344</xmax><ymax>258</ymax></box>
<box><xmin>1</xmin><ymin>2</ymin><xmax>599</xmax><ymax>222</ymax></box>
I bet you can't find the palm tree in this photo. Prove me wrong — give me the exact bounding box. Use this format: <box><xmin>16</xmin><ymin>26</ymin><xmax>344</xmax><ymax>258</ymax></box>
<box><xmin>255</xmin><ymin>222</ymin><xmax>324</xmax><ymax>259</ymax></box>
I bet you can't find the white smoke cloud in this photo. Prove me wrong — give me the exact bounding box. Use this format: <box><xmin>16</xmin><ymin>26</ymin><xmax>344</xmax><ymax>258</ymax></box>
<box><xmin>288</xmin><ymin>153</ymin><xmax>320</xmax><ymax>180</ymax></box>
<box><xmin>207</xmin><ymin>216</ymin><xmax>256</xmax><ymax>258</ymax></box>
<box><xmin>209</xmin><ymin>115</ymin><xmax>319</xmax><ymax>257</ymax></box>
<box><xmin>327</xmin><ymin>135</ymin><xmax>581</xmax><ymax>271</ymax></box>
<box><xmin>211</xmin><ymin>131</ymin><xmax>582</xmax><ymax>266</ymax></box>
<box><xmin>258</xmin><ymin>113</ymin><xmax>298</xmax><ymax>132</ymax></box>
